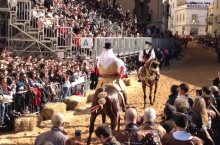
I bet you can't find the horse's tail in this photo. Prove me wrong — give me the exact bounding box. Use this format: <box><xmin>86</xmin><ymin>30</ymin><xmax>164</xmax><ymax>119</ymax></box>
<box><xmin>97</xmin><ymin>92</ymin><xmax>108</xmax><ymax>105</ymax></box>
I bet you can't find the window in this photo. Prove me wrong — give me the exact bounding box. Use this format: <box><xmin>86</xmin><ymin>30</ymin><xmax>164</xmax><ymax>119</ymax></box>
<box><xmin>180</xmin><ymin>14</ymin><xmax>182</xmax><ymax>22</ymax></box>
<box><xmin>171</xmin><ymin>16</ymin><xmax>174</xmax><ymax>26</ymax></box>
<box><xmin>173</xmin><ymin>3</ymin><xmax>174</xmax><ymax>8</ymax></box>
<box><xmin>177</xmin><ymin>15</ymin><xmax>178</xmax><ymax>22</ymax></box>
<box><xmin>192</xmin><ymin>14</ymin><xmax>198</xmax><ymax>22</ymax></box>
<box><xmin>183</xmin><ymin>14</ymin><xmax>185</xmax><ymax>22</ymax></box>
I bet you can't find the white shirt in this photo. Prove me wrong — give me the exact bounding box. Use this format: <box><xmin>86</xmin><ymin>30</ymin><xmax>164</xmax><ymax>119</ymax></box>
<box><xmin>139</xmin><ymin>48</ymin><xmax>156</xmax><ymax>62</ymax></box>
<box><xmin>173</xmin><ymin>131</ymin><xmax>193</xmax><ymax>141</ymax></box>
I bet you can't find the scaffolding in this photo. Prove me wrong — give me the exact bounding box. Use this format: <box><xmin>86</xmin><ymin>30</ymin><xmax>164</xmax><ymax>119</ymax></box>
<box><xmin>0</xmin><ymin>0</ymin><xmax>73</xmax><ymax>58</ymax></box>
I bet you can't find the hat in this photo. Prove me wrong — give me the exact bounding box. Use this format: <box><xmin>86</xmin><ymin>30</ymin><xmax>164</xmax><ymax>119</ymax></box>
<box><xmin>145</xmin><ymin>41</ymin><xmax>152</xmax><ymax>45</ymax></box>
<box><xmin>104</xmin><ymin>43</ymin><xmax>111</xmax><ymax>49</ymax></box>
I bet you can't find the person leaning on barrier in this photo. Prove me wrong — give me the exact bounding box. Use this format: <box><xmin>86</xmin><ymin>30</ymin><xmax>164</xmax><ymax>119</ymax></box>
<box><xmin>96</xmin><ymin>42</ymin><xmax>127</xmax><ymax>110</ymax></box>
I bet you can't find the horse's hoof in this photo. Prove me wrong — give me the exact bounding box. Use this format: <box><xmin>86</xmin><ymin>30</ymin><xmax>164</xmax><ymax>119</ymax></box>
<box><xmin>150</xmin><ymin>102</ymin><xmax>154</xmax><ymax>105</ymax></box>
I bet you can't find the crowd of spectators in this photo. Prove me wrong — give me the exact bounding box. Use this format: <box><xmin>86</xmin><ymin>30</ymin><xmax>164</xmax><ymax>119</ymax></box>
<box><xmin>0</xmin><ymin>51</ymin><xmax>99</xmax><ymax>127</ymax></box>
<box><xmin>34</xmin><ymin>79</ymin><xmax>220</xmax><ymax>145</ymax></box>
<box><xmin>29</xmin><ymin>0</ymin><xmax>139</xmax><ymax>38</ymax></box>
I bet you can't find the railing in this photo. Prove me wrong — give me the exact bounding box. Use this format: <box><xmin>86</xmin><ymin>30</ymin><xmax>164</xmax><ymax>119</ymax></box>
<box><xmin>4</xmin><ymin>75</ymin><xmax>90</xmax><ymax>115</ymax></box>
<box><xmin>94</xmin><ymin>37</ymin><xmax>153</xmax><ymax>57</ymax></box>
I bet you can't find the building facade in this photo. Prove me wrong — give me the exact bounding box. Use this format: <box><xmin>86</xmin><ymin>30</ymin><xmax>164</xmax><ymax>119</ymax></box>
<box><xmin>169</xmin><ymin>0</ymin><xmax>213</xmax><ymax>36</ymax></box>
<box><xmin>115</xmin><ymin>0</ymin><xmax>169</xmax><ymax>30</ymax></box>
<box><xmin>207</xmin><ymin>0</ymin><xmax>220</xmax><ymax>37</ymax></box>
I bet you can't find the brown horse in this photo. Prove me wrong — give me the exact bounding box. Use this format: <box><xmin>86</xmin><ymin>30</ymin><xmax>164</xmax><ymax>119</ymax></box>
<box><xmin>139</xmin><ymin>59</ymin><xmax>160</xmax><ymax>108</ymax></box>
<box><xmin>87</xmin><ymin>85</ymin><xmax>124</xmax><ymax>145</ymax></box>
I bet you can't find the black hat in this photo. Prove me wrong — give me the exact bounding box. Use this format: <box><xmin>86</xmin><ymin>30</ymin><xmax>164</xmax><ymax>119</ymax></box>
<box><xmin>145</xmin><ymin>41</ymin><xmax>152</xmax><ymax>45</ymax></box>
<box><xmin>104</xmin><ymin>42</ymin><xmax>111</xmax><ymax>49</ymax></box>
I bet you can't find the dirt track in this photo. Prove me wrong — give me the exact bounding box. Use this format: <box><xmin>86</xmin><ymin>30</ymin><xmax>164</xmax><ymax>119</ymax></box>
<box><xmin>0</xmin><ymin>43</ymin><xmax>219</xmax><ymax>145</ymax></box>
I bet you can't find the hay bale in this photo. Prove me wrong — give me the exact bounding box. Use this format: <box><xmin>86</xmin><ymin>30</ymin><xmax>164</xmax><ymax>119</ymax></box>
<box><xmin>64</xmin><ymin>96</ymin><xmax>87</xmax><ymax>110</ymax></box>
<box><xmin>14</xmin><ymin>115</ymin><xmax>41</xmax><ymax>132</ymax></box>
<box><xmin>41</xmin><ymin>103</ymin><xmax>66</xmax><ymax>120</ymax></box>
<box><xmin>86</xmin><ymin>90</ymin><xmax>95</xmax><ymax>103</ymax></box>
<box><xmin>123</xmin><ymin>78</ymin><xmax>131</xmax><ymax>86</ymax></box>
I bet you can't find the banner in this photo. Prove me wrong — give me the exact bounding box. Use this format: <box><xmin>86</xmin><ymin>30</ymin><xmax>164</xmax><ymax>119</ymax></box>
<box><xmin>80</xmin><ymin>37</ymin><xmax>93</xmax><ymax>48</ymax></box>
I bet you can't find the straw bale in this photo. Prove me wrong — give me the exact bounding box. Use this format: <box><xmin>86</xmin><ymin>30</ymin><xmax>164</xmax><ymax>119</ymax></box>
<box><xmin>123</xmin><ymin>78</ymin><xmax>131</xmax><ymax>86</ymax></box>
<box><xmin>41</xmin><ymin>103</ymin><xmax>66</xmax><ymax>120</ymax></box>
<box><xmin>14</xmin><ymin>115</ymin><xmax>41</xmax><ymax>132</ymax></box>
<box><xmin>86</xmin><ymin>90</ymin><xmax>95</xmax><ymax>103</ymax></box>
<box><xmin>64</xmin><ymin>96</ymin><xmax>87</xmax><ymax>110</ymax></box>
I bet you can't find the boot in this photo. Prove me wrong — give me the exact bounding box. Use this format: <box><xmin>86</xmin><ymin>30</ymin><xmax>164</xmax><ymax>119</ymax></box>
<box><xmin>122</xmin><ymin>91</ymin><xmax>127</xmax><ymax>112</ymax></box>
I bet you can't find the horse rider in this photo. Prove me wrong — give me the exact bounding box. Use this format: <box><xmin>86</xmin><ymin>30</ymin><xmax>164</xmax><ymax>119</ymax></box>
<box><xmin>138</xmin><ymin>41</ymin><xmax>160</xmax><ymax>81</ymax></box>
<box><xmin>96</xmin><ymin>42</ymin><xmax>127</xmax><ymax>109</ymax></box>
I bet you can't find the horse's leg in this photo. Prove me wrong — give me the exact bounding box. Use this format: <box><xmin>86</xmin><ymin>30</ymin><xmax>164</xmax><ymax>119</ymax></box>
<box><xmin>102</xmin><ymin>112</ymin><xmax>106</xmax><ymax>124</ymax></box>
<box><xmin>142</xmin><ymin>82</ymin><xmax>147</xmax><ymax>108</ymax></box>
<box><xmin>149</xmin><ymin>84</ymin><xmax>153</xmax><ymax>105</ymax></box>
<box><xmin>117</xmin><ymin>113</ymin><xmax>120</xmax><ymax>130</ymax></box>
<box><xmin>153</xmin><ymin>81</ymin><xmax>158</xmax><ymax>103</ymax></box>
<box><xmin>87</xmin><ymin>113</ymin><xmax>97</xmax><ymax>145</ymax></box>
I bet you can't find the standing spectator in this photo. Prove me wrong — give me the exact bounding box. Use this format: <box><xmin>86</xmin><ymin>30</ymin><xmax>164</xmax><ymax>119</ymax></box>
<box><xmin>179</xmin><ymin>83</ymin><xmax>194</xmax><ymax>108</ymax></box>
<box><xmin>213</xmin><ymin>72</ymin><xmax>220</xmax><ymax>89</ymax></box>
<box><xmin>113</xmin><ymin>107</ymin><xmax>139</xmax><ymax>144</ymax></box>
<box><xmin>95</xmin><ymin>124</ymin><xmax>121</xmax><ymax>145</ymax></box>
<box><xmin>216</xmin><ymin>47</ymin><xmax>220</xmax><ymax>63</ymax></box>
<box><xmin>166</xmin><ymin>85</ymin><xmax>179</xmax><ymax>106</ymax></box>
<box><xmin>66</xmin><ymin>130</ymin><xmax>85</xmax><ymax>145</ymax></box>
<box><xmin>35</xmin><ymin>113</ymin><xmax>68</xmax><ymax>145</ymax></box>
<box><xmin>161</xmin><ymin>105</ymin><xmax>176</xmax><ymax>133</ymax></box>
<box><xmin>140</xmin><ymin>108</ymin><xmax>166</xmax><ymax>139</ymax></box>
<box><xmin>164</xmin><ymin>48</ymin><xmax>170</xmax><ymax>66</ymax></box>
<box><xmin>162</xmin><ymin>113</ymin><xmax>203</xmax><ymax>145</ymax></box>
<box><xmin>155</xmin><ymin>48</ymin><xmax>163</xmax><ymax>69</ymax></box>
<box><xmin>89</xmin><ymin>61</ymin><xmax>99</xmax><ymax>90</ymax></box>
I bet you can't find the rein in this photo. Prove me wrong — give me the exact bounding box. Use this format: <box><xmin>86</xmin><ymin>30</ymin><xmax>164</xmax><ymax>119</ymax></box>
<box><xmin>91</xmin><ymin>104</ymin><xmax>103</xmax><ymax>113</ymax></box>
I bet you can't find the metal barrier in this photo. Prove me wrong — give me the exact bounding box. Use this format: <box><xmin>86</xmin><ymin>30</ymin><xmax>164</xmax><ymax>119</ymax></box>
<box><xmin>72</xmin><ymin>37</ymin><xmax>94</xmax><ymax>58</ymax></box>
<box><xmin>16</xmin><ymin>0</ymin><xmax>31</xmax><ymax>21</ymax></box>
<box><xmin>94</xmin><ymin>37</ymin><xmax>152</xmax><ymax>58</ymax></box>
<box><xmin>152</xmin><ymin>38</ymin><xmax>175</xmax><ymax>50</ymax></box>
<box><xmin>30</xmin><ymin>9</ymin><xmax>45</xmax><ymax>30</ymax></box>
<box><xmin>4</xmin><ymin>76</ymin><xmax>90</xmax><ymax>115</ymax></box>
<box><xmin>57</xmin><ymin>27</ymin><xmax>72</xmax><ymax>48</ymax></box>
<box><xmin>43</xmin><ymin>18</ymin><xmax>57</xmax><ymax>39</ymax></box>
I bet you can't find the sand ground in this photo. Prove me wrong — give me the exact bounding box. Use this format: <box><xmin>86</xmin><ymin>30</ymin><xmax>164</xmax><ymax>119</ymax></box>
<box><xmin>0</xmin><ymin>43</ymin><xmax>219</xmax><ymax>145</ymax></box>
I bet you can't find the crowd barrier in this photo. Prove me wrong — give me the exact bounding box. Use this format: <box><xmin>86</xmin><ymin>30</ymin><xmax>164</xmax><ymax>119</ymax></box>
<box><xmin>4</xmin><ymin>75</ymin><xmax>90</xmax><ymax>115</ymax></box>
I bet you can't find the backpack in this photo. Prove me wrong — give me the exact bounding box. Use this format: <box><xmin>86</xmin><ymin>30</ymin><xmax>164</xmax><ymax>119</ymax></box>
<box><xmin>137</xmin><ymin>123</ymin><xmax>162</xmax><ymax>145</ymax></box>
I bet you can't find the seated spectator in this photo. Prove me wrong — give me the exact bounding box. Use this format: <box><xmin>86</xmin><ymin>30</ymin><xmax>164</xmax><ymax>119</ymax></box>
<box><xmin>35</xmin><ymin>113</ymin><xmax>68</xmax><ymax>145</ymax></box>
<box><xmin>162</xmin><ymin>113</ymin><xmax>203</xmax><ymax>145</ymax></box>
<box><xmin>95</xmin><ymin>124</ymin><xmax>121</xmax><ymax>145</ymax></box>
<box><xmin>179</xmin><ymin>83</ymin><xmax>193</xmax><ymax>107</ymax></box>
<box><xmin>166</xmin><ymin>84</ymin><xmax>179</xmax><ymax>106</ymax></box>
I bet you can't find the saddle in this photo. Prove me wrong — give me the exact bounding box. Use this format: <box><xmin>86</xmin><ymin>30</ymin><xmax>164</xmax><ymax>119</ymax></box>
<box><xmin>99</xmin><ymin>84</ymin><xmax>126</xmax><ymax>112</ymax></box>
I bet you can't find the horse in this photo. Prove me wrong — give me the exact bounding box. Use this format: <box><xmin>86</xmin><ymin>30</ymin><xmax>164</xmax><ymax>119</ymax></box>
<box><xmin>87</xmin><ymin>85</ymin><xmax>124</xmax><ymax>145</ymax></box>
<box><xmin>139</xmin><ymin>59</ymin><xmax>160</xmax><ymax>108</ymax></box>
